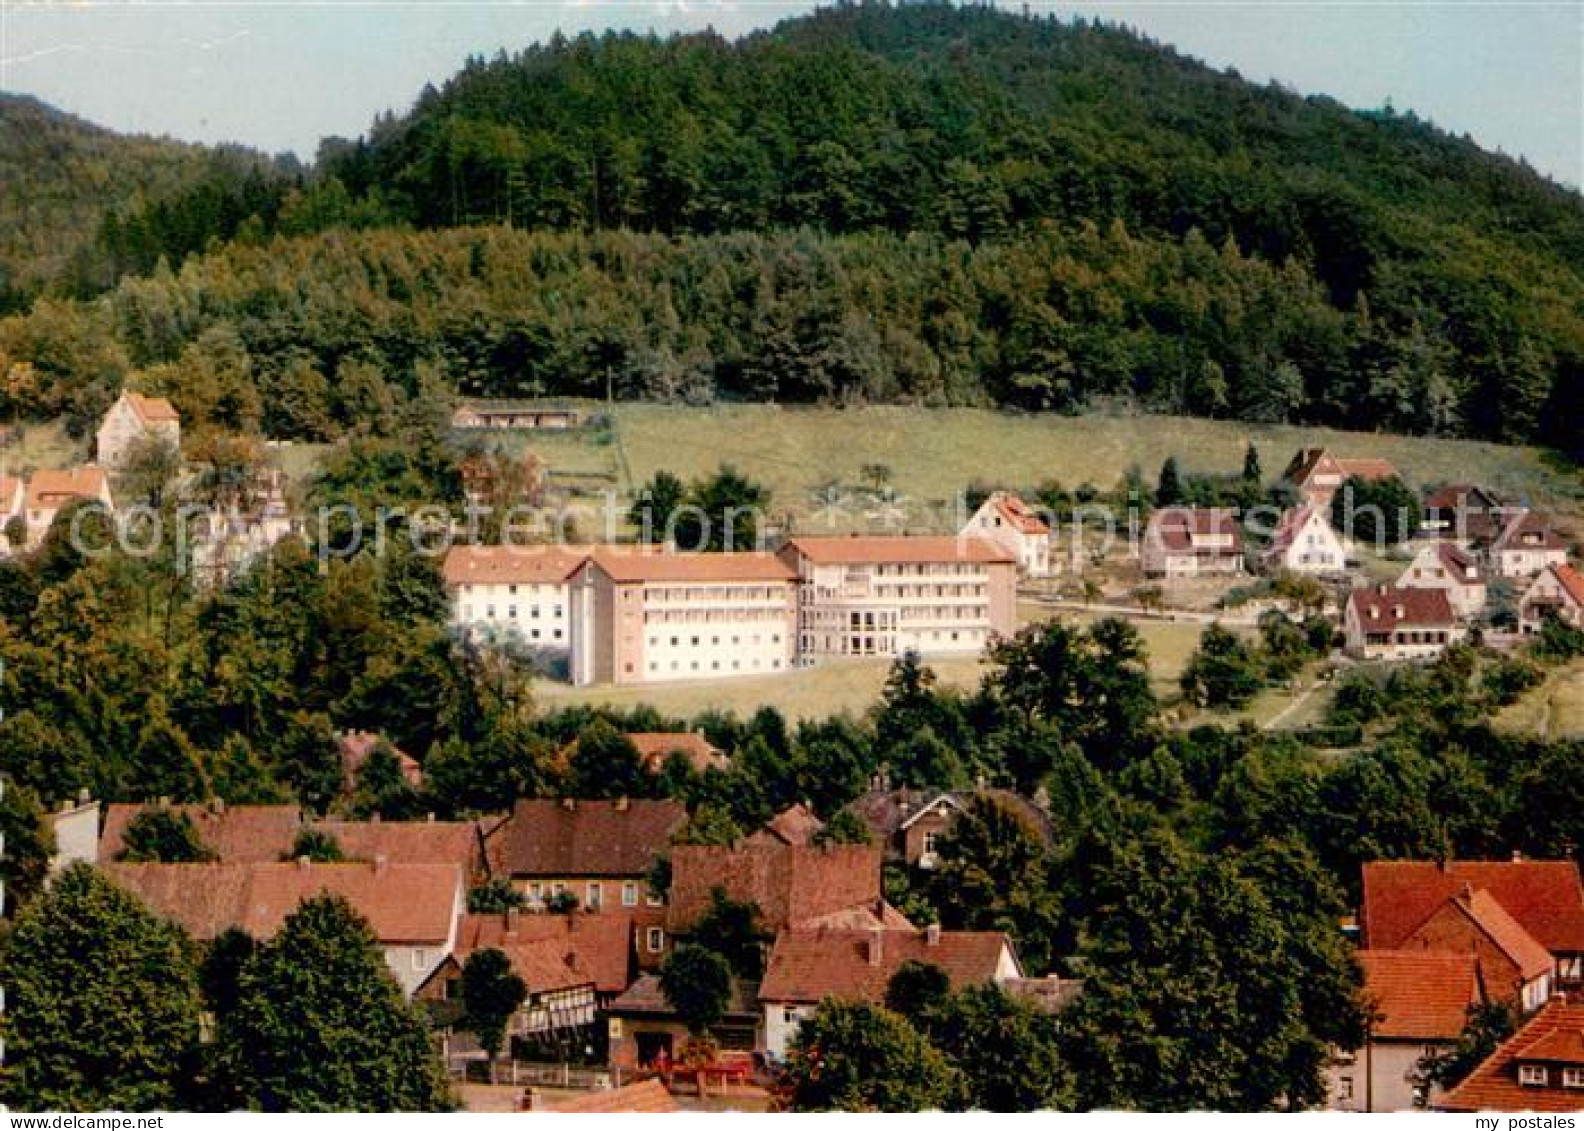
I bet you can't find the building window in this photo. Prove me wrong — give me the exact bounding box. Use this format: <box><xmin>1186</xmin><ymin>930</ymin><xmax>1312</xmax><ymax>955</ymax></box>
<box><xmin>922</xmin><ymin>831</ymin><xmax>939</xmax><ymax>857</ymax></box>
<box><xmin>622</xmin><ymin>881</ymin><xmax>639</xmax><ymax>907</ymax></box>
<box><xmin>1519</xmin><ymin>1065</ymin><xmax>1548</xmax><ymax>1087</ymax></box>
<box><xmin>413</xmin><ymin>949</ymin><xmax>427</xmax><ymax>970</ymax></box>
<box><xmin>1337</xmin><ymin>1077</ymin><xmax>1354</xmax><ymax>1101</ymax></box>
<box><xmin>1563</xmin><ymin>1068</ymin><xmax>1584</xmax><ymax>1089</ymax></box>
<box><xmin>586</xmin><ymin>882</ymin><xmax>603</xmax><ymax>909</ymax></box>
<box><xmin>646</xmin><ymin>927</ymin><xmax>665</xmax><ymax>953</ymax></box>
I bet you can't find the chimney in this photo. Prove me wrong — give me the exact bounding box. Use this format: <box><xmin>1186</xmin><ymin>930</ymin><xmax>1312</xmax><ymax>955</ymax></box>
<box><xmin>925</xmin><ymin>922</ymin><xmax>942</xmax><ymax>946</ymax></box>
<box><xmin>374</xmin><ymin>854</ymin><xmax>389</xmax><ymax>876</ymax></box>
<box><xmin>615</xmin><ymin>796</ymin><xmax>630</xmax><ymax>812</ymax></box>
<box><xmin>562</xmin><ymin>798</ymin><xmax>576</xmax><ymax>812</ymax></box>
<box><xmin>505</xmin><ymin>907</ymin><xmax>520</xmax><ymax>940</ymax></box>
<box><xmin>210</xmin><ymin>797</ymin><xmax>226</xmax><ymax>816</ymax></box>
<box><xmin>867</xmin><ymin>926</ymin><xmax>884</xmax><ymax>967</ymax></box>
<box><xmin>1512</xmin><ymin>850</ymin><xmax>1524</xmax><ymax>863</ymax></box>
<box><xmin>297</xmin><ymin>855</ymin><xmax>312</xmax><ymax>871</ymax></box>
<box><xmin>370</xmin><ymin>812</ymin><xmax>381</xmax><ymax>825</ymax></box>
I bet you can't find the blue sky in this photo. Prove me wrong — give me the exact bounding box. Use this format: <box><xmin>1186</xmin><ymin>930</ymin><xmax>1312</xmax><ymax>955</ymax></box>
<box><xmin>2</xmin><ymin>1</ymin><xmax>1579</xmax><ymax>186</ymax></box>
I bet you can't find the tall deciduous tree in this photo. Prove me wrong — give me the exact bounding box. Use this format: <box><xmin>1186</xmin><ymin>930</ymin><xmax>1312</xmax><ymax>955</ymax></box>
<box><xmin>461</xmin><ymin>948</ymin><xmax>527</xmax><ymax>1079</ymax></box>
<box><xmin>786</xmin><ymin>1000</ymin><xmax>962</xmax><ymax>1111</ymax></box>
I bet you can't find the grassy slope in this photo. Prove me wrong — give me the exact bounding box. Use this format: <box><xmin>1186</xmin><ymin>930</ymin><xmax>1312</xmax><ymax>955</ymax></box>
<box><xmin>1496</xmin><ymin>659</ymin><xmax>1584</xmax><ymax>740</ymax></box>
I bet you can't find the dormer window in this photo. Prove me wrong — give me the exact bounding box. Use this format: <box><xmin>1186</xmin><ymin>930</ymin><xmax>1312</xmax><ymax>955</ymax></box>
<box><xmin>1519</xmin><ymin>1064</ymin><xmax>1548</xmax><ymax>1087</ymax></box>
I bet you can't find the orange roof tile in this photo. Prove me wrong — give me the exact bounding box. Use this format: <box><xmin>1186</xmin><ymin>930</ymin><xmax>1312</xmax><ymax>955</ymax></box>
<box><xmin>1145</xmin><ymin>507</ymin><xmax>1243</xmax><ymax>554</ymax></box>
<box><xmin>623</xmin><ymin>732</ymin><xmax>729</xmax><ymax>774</ymax></box>
<box><xmin>24</xmin><ymin>467</ymin><xmax>109</xmax><ymax>513</ymax></box>
<box><xmin>1362</xmin><ymin>860</ymin><xmax>1584</xmax><ymax>956</ymax></box>
<box><xmin>1440</xmin><ymin>1001</ymin><xmax>1584</xmax><ymax>1112</ymax></box>
<box><xmin>1549</xmin><ymin>563</ymin><xmax>1584</xmax><ymax>609</ymax></box>
<box><xmin>442</xmin><ymin>544</ymin><xmax>592</xmax><ymax>586</ymax></box>
<box><xmin>1347</xmin><ymin>584</ymin><xmax>1457</xmax><ymax>628</ymax></box>
<box><xmin>748</xmin><ymin>804</ymin><xmax>826</xmax><ymax>848</ymax></box>
<box><xmin>1335</xmin><ymin>457</ymin><xmax>1401</xmax><ymax>482</ymax></box>
<box><xmin>586</xmin><ymin>546</ymin><xmax>797</xmax><ymax>583</ymax></box>
<box><xmin>667</xmin><ymin>842</ymin><xmax>883</xmax><ymax>933</ymax></box>
<box><xmin>454</xmin><ymin>911</ymin><xmax>634</xmax><ymax>995</ymax></box>
<box><xmin>314</xmin><ymin>820</ymin><xmax>479</xmax><ymax>872</ymax></box>
<box><xmin>548</xmin><ymin>1078</ymin><xmax>679</xmax><ymax>1113</ymax></box>
<box><xmin>989</xmin><ymin>493</ymin><xmax>1050</xmax><ymax>536</ymax></box>
<box><xmin>783</xmin><ymin>534</ymin><xmax>1014</xmax><ymax>565</ymax></box>
<box><xmin>1446</xmin><ymin>889</ymin><xmax>1556</xmax><ymax>981</ymax></box>
<box><xmin>760</xmin><ymin>926</ymin><xmax>1016</xmax><ymax>1004</ymax></box>
<box><xmin>1357</xmin><ymin>950</ymin><xmax>1484</xmax><ymax>1041</ymax></box>
<box><xmin>100</xmin><ymin>803</ymin><xmax>304</xmax><ymax>864</ymax></box>
<box><xmin>498</xmin><ymin>798</ymin><xmax>686</xmax><ymax>879</ymax></box>
<box><xmin>1494</xmin><ymin>510</ymin><xmax>1569</xmax><ymax>553</ymax></box>
<box><xmin>125</xmin><ymin>391</ymin><xmax>180</xmax><ymax>424</ymax></box>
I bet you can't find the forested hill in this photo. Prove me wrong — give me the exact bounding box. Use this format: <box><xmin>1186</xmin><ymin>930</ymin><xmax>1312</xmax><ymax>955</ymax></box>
<box><xmin>0</xmin><ymin>95</ymin><xmax>289</xmax><ymax>311</ymax></box>
<box><xmin>2</xmin><ymin>3</ymin><xmax>1582</xmax><ymax>458</ymax></box>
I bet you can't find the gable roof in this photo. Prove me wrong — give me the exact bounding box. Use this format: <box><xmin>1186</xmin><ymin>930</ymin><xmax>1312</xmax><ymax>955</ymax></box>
<box><xmin>985</xmin><ymin>492</ymin><xmax>1049</xmax><ymax>536</ymax></box>
<box><xmin>498</xmin><ymin>798</ymin><xmax>686</xmax><ymax>878</ymax></box>
<box><xmin>1540</xmin><ymin>563</ymin><xmax>1584</xmax><ymax>609</ymax></box>
<box><xmin>1144</xmin><ymin>507</ymin><xmax>1243</xmax><ymax>555</ymax></box>
<box><xmin>123</xmin><ymin>391</ymin><xmax>179</xmax><ymax>424</ymax></box>
<box><xmin>749</xmin><ymin>803</ymin><xmax>826</xmax><ymax>848</ymax></box>
<box><xmin>782</xmin><ymin>535</ymin><xmax>1014</xmax><ymax>566</ymax></box>
<box><xmin>605</xmin><ymin>973</ymin><xmax>762</xmax><ymax>1020</ymax></box>
<box><xmin>1424</xmin><ymin>484</ymin><xmax>1504</xmax><ymax>512</ymax></box>
<box><xmin>1283</xmin><ymin>448</ymin><xmax>1399</xmax><ymax>488</ymax></box>
<box><xmin>622</xmin><ymin>732</ymin><xmax>729</xmax><ymax>775</ymax></box>
<box><xmin>25</xmin><ymin>467</ymin><xmax>110</xmax><ymax>513</ymax></box>
<box><xmin>454</xmin><ymin>911</ymin><xmax>634</xmax><ymax>994</ymax></box>
<box><xmin>759</xmin><ymin>926</ymin><xmax>1016</xmax><ymax>1004</ymax></box>
<box><xmin>1347</xmin><ymin>585</ymin><xmax>1456</xmax><ymax>628</ymax></box>
<box><xmin>442</xmin><ymin>544</ymin><xmax>592</xmax><ymax>587</ymax></box>
<box><xmin>1493</xmin><ymin>509</ymin><xmax>1569</xmax><ymax>554</ymax></box>
<box><xmin>1440</xmin><ymin>1001</ymin><xmax>1584</xmax><ymax>1112</ymax></box>
<box><xmin>1430</xmin><ymin>889</ymin><xmax>1557</xmax><ymax>981</ymax></box>
<box><xmin>548</xmin><ymin>1079</ymin><xmax>679</xmax><ymax>1113</ymax></box>
<box><xmin>338</xmin><ymin>730</ymin><xmax>423</xmax><ymax>789</ymax></box>
<box><xmin>844</xmin><ymin>788</ymin><xmax>1054</xmax><ymax>848</ymax></box>
<box><xmin>100</xmin><ymin>803</ymin><xmax>303</xmax><ymax>864</ymax></box>
<box><xmin>586</xmin><ymin>546</ymin><xmax>797</xmax><ymax>583</ymax></box>
<box><xmin>1362</xmin><ymin>860</ymin><xmax>1584</xmax><ymax>956</ymax></box>
<box><xmin>104</xmin><ymin>858</ymin><xmax>462</xmax><ymax>944</ymax></box>
<box><xmin>314</xmin><ymin>820</ymin><xmax>479</xmax><ymax>872</ymax></box>
<box><xmin>1263</xmin><ymin>505</ymin><xmax>1335</xmax><ymax>557</ymax></box>
<box><xmin>667</xmin><ymin>842</ymin><xmax>884</xmax><ymax>933</ymax></box>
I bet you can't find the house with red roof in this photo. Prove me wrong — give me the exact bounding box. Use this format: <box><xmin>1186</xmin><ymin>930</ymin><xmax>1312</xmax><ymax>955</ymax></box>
<box><xmin>1327</xmin><ymin>950</ymin><xmax>1486</xmax><ymax>1112</ymax></box>
<box><xmin>443</xmin><ymin>543</ymin><xmax>592</xmax><ymax>652</ymax></box>
<box><xmin>568</xmin><ymin>547</ymin><xmax>800</xmax><ymax>686</ymax></box>
<box><xmin>1283</xmin><ymin>447</ymin><xmax>1402</xmax><ymax>510</ymax></box>
<box><xmin>105</xmin><ymin>856</ymin><xmax>466</xmax><ymax>995</ymax></box>
<box><xmin>1439</xmin><ymin>1000</ymin><xmax>1584</xmax><ymax>1112</ymax></box>
<box><xmin>1261</xmin><ymin>505</ymin><xmax>1347</xmax><ymax>576</ymax></box>
<box><xmin>759</xmin><ymin>923</ymin><xmax>1022</xmax><ymax>1058</ymax></box>
<box><xmin>20</xmin><ymin>466</ymin><xmax>114</xmax><ymax>549</ymax></box>
<box><xmin>495</xmin><ymin>797</ymin><xmax>685</xmax><ymax>919</ymax></box>
<box><xmin>1421</xmin><ymin>484</ymin><xmax>1509</xmax><ymax>543</ymax></box>
<box><xmin>779</xmin><ymin>535</ymin><xmax>1017</xmax><ymax>661</ymax></box>
<box><xmin>1141</xmin><ymin>507</ymin><xmax>1245</xmax><ymax>578</ymax></box>
<box><xmin>745</xmin><ymin>804</ymin><xmax>826</xmax><ymax>849</ymax></box>
<box><xmin>1520</xmin><ymin>562</ymin><xmax>1584</xmax><ymax>634</ymax></box>
<box><xmin>96</xmin><ymin>389</ymin><xmax>180</xmax><ymax>469</ymax></box>
<box><xmin>1361</xmin><ymin>860</ymin><xmax>1584</xmax><ymax>1004</ymax></box>
<box><xmin>843</xmin><ymin>785</ymin><xmax>1053</xmax><ymax>871</ymax></box>
<box><xmin>1487</xmin><ymin>509</ymin><xmax>1572</xmax><ymax>581</ymax></box>
<box><xmin>1397</xmin><ymin>541</ymin><xmax>1487</xmax><ymax>620</ymax></box>
<box><xmin>666</xmin><ymin>842</ymin><xmax>901</xmax><ymax>938</ymax></box>
<box><xmin>337</xmin><ymin>730</ymin><xmax>423</xmax><ymax>796</ymax></box>
<box><xmin>1343</xmin><ymin>584</ymin><xmax>1462</xmax><ymax>661</ymax></box>
<box><xmin>961</xmin><ymin>491</ymin><xmax>1052</xmax><ymax>577</ymax></box>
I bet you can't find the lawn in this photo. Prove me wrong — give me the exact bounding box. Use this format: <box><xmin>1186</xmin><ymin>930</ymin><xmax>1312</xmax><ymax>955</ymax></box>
<box><xmin>1496</xmin><ymin>659</ymin><xmax>1584</xmax><ymax>740</ymax></box>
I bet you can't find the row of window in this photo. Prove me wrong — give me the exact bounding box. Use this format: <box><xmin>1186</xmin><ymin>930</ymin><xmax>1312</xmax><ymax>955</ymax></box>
<box><xmin>526</xmin><ymin>879</ymin><xmax>662</xmax><ymax>909</ymax></box>
<box><xmin>1519</xmin><ymin>1064</ymin><xmax>1584</xmax><ymax>1088</ymax></box>
<box><xmin>641</xmin><ymin>607</ymin><xmax>789</xmax><ymax>624</ymax></box>
<box><xmin>648</xmin><ymin>632</ymin><xmax>784</xmax><ymax>649</ymax></box>
<box><xmin>643</xmin><ymin>585</ymin><xmax>790</xmax><ymax>603</ymax></box>
<box><xmin>646</xmin><ymin>656</ymin><xmax>784</xmax><ymax>674</ymax></box>
<box><xmin>465</xmin><ymin>604</ymin><xmax>565</xmax><ymax>622</ymax></box>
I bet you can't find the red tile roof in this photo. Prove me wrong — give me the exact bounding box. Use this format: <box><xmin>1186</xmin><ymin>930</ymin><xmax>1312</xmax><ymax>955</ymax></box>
<box><xmin>1424</xmin><ymin>484</ymin><xmax>1505</xmax><ymax>512</ymax></box>
<box><xmin>442</xmin><ymin>544</ymin><xmax>593</xmax><ymax>586</ymax></box>
<box><xmin>338</xmin><ymin>731</ymin><xmax>423</xmax><ymax>789</ymax></box>
<box><xmin>1440</xmin><ymin>1001</ymin><xmax>1584</xmax><ymax>1112</ymax></box>
<box><xmin>100</xmin><ymin>803</ymin><xmax>303</xmax><ymax>864</ymax></box>
<box><xmin>455</xmin><ymin>911</ymin><xmax>634</xmax><ymax>994</ymax></box>
<box><xmin>314</xmin><ymin>820</ymin><xmax>479</xmax><ymax>872</ymax></box>
<box><xmin>1433</xmin><ymin>889</ymin><xmax>1556</xmax><ymax>981</ymax></box>
<box><xmin>586</xmin><ymin>546</ymin><xmax>797</xmax><ymax>583</ymax></box>
<box><xmin>988</xmin><ymin>493</ymin><xmax>1050</xmax><ymax>536</ymax></box>
<box><xmin>667</xmin><ymin>842</ymin><xmax>883</xmax><ymax>933</ymax></box>
<box><xmin>1494</xmin><ymin>510</ymin><xmax>1569</xmax><ymax>553</ymax></box>
<box><xmin>548</xmin><ymin>1078</ymin><xmax>679</xmax><ymax>1113</ymax></box>
<box><xmin>1356</xmin><ymin>950</ymin><xmax>1484</xmax><ymax>1041</ymax></box>
<box><xmin>748</xmin><ymin>804</ymin><xmax>826</xmax><ymax>848</ymax></box>
<box><xmin>25</xmin><ymin>467</ymin><xmax>110</xmax><ymax>513</ymax></box>
<box><xmin>1336</xmin><ymin>457</ymin><xmax>1401</xmax><ymax>482</ymax></box>
<box><xmin>124</xmin><ymin>391</ymin><xmax>179</xmax><ymax>424</ymax></box>
<box><xmin>1283</xmin><ymin>448</ymin><xmax>1399</xmax><ymax>488</ymax></box>
<box><xmin>1347</xmin><ymin>584</ymin><xmax>1457</xmax><ymax>628</ymax></box>
<box><xmin>498</xmin><ymin>798</ymin><xmax>686</xmax><ymax>879</ymax></box>
<box><xmin>759</xmin><ymin>926</ymin><xmax>1017</xmax><ymax>1004</ymax></box>
<box><xmin>105</xmin><ymin>858</ymin><xmax>463</xmax><ymax>944</ymax></box>
<box><xmin>1432</xmin><ymin>541</ymin><xmax>1483</xmax><ymax>580</ymax></box>
<box><xmin>1362</xmin><ymin>860</ymin><xmax>1584</xmax><ymax>956</ymax></box>
<box><xmin>1548</xmin><ymin>563</ymin><xmax>1584</xmax><ymax>609</ymax></box>
<box><xmin>1144</xmin><ymin>507</ymin><xmax>1243</xmax><ymax>554</ymax></box>
<box><xmin>623</xmin><ymin>732</ymin><xmax>729</xmax><ymax>774</ymax></box>
<box><xmin>782</xmin><ymin>535</ymin><xmax>1014</xmax><ymax>565</ymax></box>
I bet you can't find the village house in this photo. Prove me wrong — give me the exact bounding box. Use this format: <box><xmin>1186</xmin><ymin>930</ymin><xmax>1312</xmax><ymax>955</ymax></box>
<box><xmin>1486</xmin><ymin>509</ymin><xmax>1571</xmax><ymax>580</ymax></box>
<box><xmin>1140</xmin><ymin>507</ymin><xmax>1245</xmax><ymax>578</ymax></box>
<box><xmin>555</xmin><ymin>731</ymin><xmax>730</xmax><ymax>778</ymax></box>
<box><xmin>605</xmin><ymin>972</ymin><xmax>766</xmax><ymax>1073</ymax></box>
<box><xmin>0</xmin><ymin>474</ymin><xmax>22</xmax><ymax>552</ymax></box>
<box><xmin>1361</xmin><ymin>860</ymin><xmax>1584</xmax><ymax>1002</ymax></box>
<box><xmin>1343</xmin><ymin>585</ymin><xmax>1462</xmax><ymax>661</ymax></box>
<box><xmin>47</xmin><ymin>792</ymin><xmax>101</xmax><ymax>875</ymax></box>
<box><xmin>844</xmin><ymin>785</ymin><xmax>1053</xmax><ymax>870</ymax></box>
<box><xmin>96</xmin><ymin>390</ymin><xmax>181</xmax><ymax>469</ymax></box>
<box><xmin>1439</xmin><ymin>1000</ymin><xmax>1584</xmax><ymax>1113</ymax></box>
<box><xmin>1261</xmin><ymin>505</ymin><xmax>1347</xmax><ymax>576</ymax></box>
<box><xmin>744</xmin><ymin>804</ymin><xmax>826</xmax><ymax>850</ymax></box>
<box><xmin>494</xmin><ymin>797</ymin><xmax>686</xmax><ymax>921</ymax></box>
<box><xmin>338</xmin><ymin>730</ymin><xmax>424</xmax><ymax>795</ymax></box>
<box><xmin>1421</xmin><ymin>484</ymin><xmax>1509</xmax><ymax>543</ymax></box>
<box><xmin>450</xmin><ymin>403</ymin><xmax>582</xmax><ymax>431</ymax></box>
<box><xmin>961</xmin><ymin>491</ymin><xmax>1052</xmax><ymax>577</ymax></box>
<box><xmin>1327</xmin><ymin>950</ymin><xmax>1485</xmax><ymax>1112</ymax></box>
<box><xmin>444</xmin><ymin>544</ymin><xmax>593</xmax><ymax>653</ymax></box>
<box><xmin>1283</xmin><ymin>447</ymin><xmax>1402</xmax><ymax>510</ymax></box>
<box><xmin>20</xmin><ymin>466</ymin><xmax>114</xmax><ymax>550</ymax></box>
<box><xmin>188</xmin><ymin>467</ymin><xmax>296</xmax><ymax>587</ymax></box>
<box><xmin>568</xmin><ymin>547</ymin><xmax>799</xmax><ymax>686</ymax></box>
<box><xmin>1396</xmin><ymin>541</ymin><xmax>1487</xmax><ymax>620</ymax></box>
<box><xmin>1520</xmin><ymin>562</ymin><xmax>1584</xmax><ymax>634</ymax></box>
<box><xmin>104</xmin><ymin>857</ymin><xmax>467</xmax><ymax>995</ymax></box>
<box><xmin>779</xmin><ymin>535</ymin><xmax>1017</xmax><ymax>661</ymax></box>
<box><xmin>759</xmin><ymin>924</ymin><xmax>1022</xmax><ymax>1059</ymax></box>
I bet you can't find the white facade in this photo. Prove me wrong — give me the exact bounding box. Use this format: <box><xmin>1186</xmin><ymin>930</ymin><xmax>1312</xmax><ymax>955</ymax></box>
<box><xmin>456</xmin><ymin>578</ymin><xmax>575</xmax><ymax>648</ymax></box>
<box><xmin>1263</xmin><ymin>507</ymin><xmax>1347</xmax><ymax>575</ymax></box>
<box><xmin>1518</xmin><ymin>563</ymin><xmax>1584</xmax><ymax>634</ymax></box>
<box><xmin>1344</xmin><ymin>587</ymin><xmax>1464</xmax><ymax>661</ymax></box>
<box><xmin>383</xmin><ymin>878</ymin><xmax>466</xmax><ymax>997</ymax></box>
<box><xmin>962</xmin><ymin>493</ymin><xmax>1051</xmax><ymax>577</ymax></box>
<box><xmin>1397</xmin><ymin>542</ymin><xmax>1487</xmax><ymax>620</ymax></box>
<box><xmin>96</xmin><ymin>391</ymin><xmax>180</xmax><ymax>470</ymax></box>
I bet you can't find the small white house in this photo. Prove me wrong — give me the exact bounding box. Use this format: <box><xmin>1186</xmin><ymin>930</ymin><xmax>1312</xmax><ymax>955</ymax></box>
<box><xmin>1397</xmin><ymin>541</ymin><xmax>1486</xmax><ymax>620</ymax></box>
<box><xmin>1344</xmin><ymin>584</ymin><xmax>1463</xmax><ymax>661</ymax></box>
<box><xmin>1262</xmin><ymin>506</ymin><xmax>1347</xmax><ymax>576</ymax></box>
<box><xmin>96</xmin><ymin>390</ymin><xmax>180</xmax><ymax>470</ymax></box>
<box><xmin>1141</xmin><ymin>507</ymin><xmax>1245</xmax><ymax>578</ymax></box>
<box><xmin>1518</xmin><ymin>562</ymin><xmax>1584</xmax><ymax>635</ymax></box>
<box><xmin>962</xmin><ymin>492</ymin><xmax>1051</xmax><ymax>577</ymax></box>
<box><xmin>1487</xmin><ymin>510</ymin><xmax>1570</xmax><ymax>580</ymax></box>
